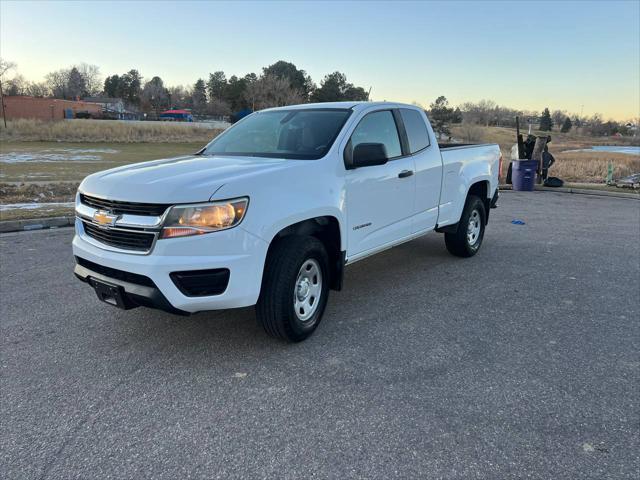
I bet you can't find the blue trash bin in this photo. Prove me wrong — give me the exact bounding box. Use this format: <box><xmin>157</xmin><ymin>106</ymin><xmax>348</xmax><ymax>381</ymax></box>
<box><xmin>512</xmin><ymin>160</ymin><xmax>538</xmax><ymax>191</ymax></box>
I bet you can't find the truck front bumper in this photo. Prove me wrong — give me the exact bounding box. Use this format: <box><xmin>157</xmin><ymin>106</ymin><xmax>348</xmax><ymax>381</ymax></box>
<box><xmin>72</xmin><ymin>218</ymin><xmax>269</xmax><ymax>314</ymax></box>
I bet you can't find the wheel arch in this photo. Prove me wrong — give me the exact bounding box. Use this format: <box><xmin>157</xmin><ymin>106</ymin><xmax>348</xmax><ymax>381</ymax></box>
<box><xmin>466</xmin><ymin>180</ymin><xmax>491</xmax><ymax>223</ymax></box>
<box><xmin>265</xmin><ymin>215</ymin><xmax>345</xmax><ymax>292</ymax></box>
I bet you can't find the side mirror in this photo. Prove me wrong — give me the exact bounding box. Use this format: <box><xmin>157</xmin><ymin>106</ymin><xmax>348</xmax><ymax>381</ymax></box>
<box><xmin>352</xmin><ymin>143</ymin><xmax>388</xmax><ymax>168</ymax></box>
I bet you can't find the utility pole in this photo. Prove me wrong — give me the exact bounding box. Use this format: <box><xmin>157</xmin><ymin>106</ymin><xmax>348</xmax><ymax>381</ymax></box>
<box><xmin>0</xmin><ymin>79</ymin><xmax>6</xmax><ymax>128</ymax></box>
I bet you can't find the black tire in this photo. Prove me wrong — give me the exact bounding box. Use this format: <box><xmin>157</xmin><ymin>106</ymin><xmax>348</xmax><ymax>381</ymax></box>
<box><xmin>444</xmin><ymin>195</ymin><xmax>486</xmax><ymax>258</ymax></box>
<box><xmin>256</xmin><ymin>236</ymin><xmax>330</xmax><ymax>342</ymax></box>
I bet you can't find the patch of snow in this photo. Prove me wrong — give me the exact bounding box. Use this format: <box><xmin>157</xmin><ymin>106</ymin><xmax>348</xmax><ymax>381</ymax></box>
<box><xmin>0</xmin><ymin>202</ymin><xmax>75</xmax><ymax>211</ymax></box>
<box><xmin>0</xmin><ymin>152</ymin><xmax>104</xmax><ymax>163</ymax></box>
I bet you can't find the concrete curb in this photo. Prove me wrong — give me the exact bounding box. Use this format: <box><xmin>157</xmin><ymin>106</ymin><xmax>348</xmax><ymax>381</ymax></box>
<box><xmin>0</xmin><ymin>216</ymin><xmax>75</xmax><ymax>233</ymax></box>
<box><xmin>499</xmin><ymin>184</ymin><xmax>639</xmax><ymax>200</ymax></box>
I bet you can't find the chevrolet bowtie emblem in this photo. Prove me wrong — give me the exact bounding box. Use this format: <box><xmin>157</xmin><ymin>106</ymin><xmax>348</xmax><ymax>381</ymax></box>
<box><xmin>93</xmin><ymin>210</ymin><xmax>119</xmax><ymax>226</ymax></box>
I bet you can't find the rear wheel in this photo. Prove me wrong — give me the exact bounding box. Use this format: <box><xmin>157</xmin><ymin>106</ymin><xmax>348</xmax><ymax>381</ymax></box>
<box><xmin>256</xmin><ymin>236</ymin><xmax>329</xmax><ymax>342</ymax></box>
<box><xmin>444</xmin><ymin>195</ymin><xmax>486</xmax><ymax>257</ymax></box>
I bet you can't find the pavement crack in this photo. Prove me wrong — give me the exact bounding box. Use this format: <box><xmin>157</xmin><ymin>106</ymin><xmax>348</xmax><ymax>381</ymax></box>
<box><xmin>36</xmin><ymin>362</ymin><xmax>146</xmax><ymax>480</ymax></box>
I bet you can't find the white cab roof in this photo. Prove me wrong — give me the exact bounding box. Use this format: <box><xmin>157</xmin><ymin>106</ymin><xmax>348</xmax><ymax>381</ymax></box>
<box><xmin>262</xmin><ymin>101</ymin><xmax>419</xmax><ymax>113</ymax></box>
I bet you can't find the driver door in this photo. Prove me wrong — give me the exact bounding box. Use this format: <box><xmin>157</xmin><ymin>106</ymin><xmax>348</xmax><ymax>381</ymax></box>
<box><xmin>345</xmin><ymin>109</ymin><xmax>416</xmax><ymax>258</ymax></box>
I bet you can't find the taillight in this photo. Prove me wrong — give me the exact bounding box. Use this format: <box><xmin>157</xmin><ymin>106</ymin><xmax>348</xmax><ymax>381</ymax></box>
<box><xmin>498</xmin><ymin>152</ymin><xmax>503</xmax><ymax>180</ymax></box>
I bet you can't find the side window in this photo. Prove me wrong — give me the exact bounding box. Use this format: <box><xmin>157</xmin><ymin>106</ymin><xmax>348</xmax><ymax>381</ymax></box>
<box><xmin>400</xmin><ymin>109</ymin><xmax>430</xmax><ymax>153</ymax></box>
<box><xmin>350</xmin><ymin>110</ymin><xmax>402</xmax><ymax>159</ymax></box>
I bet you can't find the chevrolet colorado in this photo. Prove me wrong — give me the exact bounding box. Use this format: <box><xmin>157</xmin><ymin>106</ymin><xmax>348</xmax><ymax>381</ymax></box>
<box><xmin>73</xmin><ymin>102</ymin><xmax>501</xmax><ymax>341</ymax></box>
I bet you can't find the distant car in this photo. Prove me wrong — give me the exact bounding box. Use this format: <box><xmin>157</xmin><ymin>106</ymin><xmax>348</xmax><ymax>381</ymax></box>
<box><xmin>73</xmin><ymin>102</ymin><xmax>501</xmax><ymax>342</ymax></box>
<box><xmin>159</xmin><ymin>109</ymin><xmax>193</xmax><ymax>122</ymax></box>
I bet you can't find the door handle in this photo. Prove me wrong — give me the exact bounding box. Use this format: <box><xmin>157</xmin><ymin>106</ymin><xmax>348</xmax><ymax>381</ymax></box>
<box><xmin>398</xmin><ymin>170</ymin><xmax>414</xmax><ymax>178</ymax></box>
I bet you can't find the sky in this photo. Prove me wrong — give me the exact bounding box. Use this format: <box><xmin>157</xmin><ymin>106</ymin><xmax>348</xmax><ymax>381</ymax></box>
<box><xmin>1</xmin><ymin>0</ymin><xmax>639</xmax><ymax>120</ymax></box>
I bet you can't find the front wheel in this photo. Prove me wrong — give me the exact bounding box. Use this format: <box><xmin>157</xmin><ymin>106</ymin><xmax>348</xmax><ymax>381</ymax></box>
<box><xmin>256</xmin><ymin>236</ymin><xmax>329</xmax><ymax>342</ymax></box>
<box><xmin>444</xmin><ymin>195</ymin><xmax>486</xmax><ymax>257</ymax></box>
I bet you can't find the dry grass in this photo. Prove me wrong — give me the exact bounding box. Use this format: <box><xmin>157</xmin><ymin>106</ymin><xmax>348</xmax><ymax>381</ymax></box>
<box><xmin>0</xmin><ymin>119</ymin><xmax>221</xmax><ymax>143</ymax></box>
<box><xmin>0</xmin><ymin>141</ymin><xmax>206</xmax><ymax>182</ymax></box>
<box><xmin>0</xmin><ymin>182</ymin><xmax>78</xmax><ymax>221</ymax></box>
<box><xmin>550</xmin><ymin>152</ymin><xmax>639</xmax><ymax>183</ymax></box>
<box><xmin>450</xmin><ymin>125</ymin><xmax>639</xmax><ymax>183</ymax></box>
<box><xmin>0</xmin><ymin>182</ymin><xmax>78</xmax><ymax>203</ymax></box>
<box><xmin>454</xmin><ymin>123</ymin><xmax>487</xmax><ymax>143</ymax></box>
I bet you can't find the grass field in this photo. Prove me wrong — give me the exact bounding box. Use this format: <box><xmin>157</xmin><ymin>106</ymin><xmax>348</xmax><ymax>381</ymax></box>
<box><xmin>0</xmin><ymin>141</ymin><xmax>210</xmax><ymax>221</ymax></box>
<box><xmin>0</xmin><ymin>119</ymin><xmax>220</xmax><ymax>143</ymax></box>
<box><xmin>1</xmin><ymin>141</ymin><xmax>206</xmax><ymax>183</ymax></box>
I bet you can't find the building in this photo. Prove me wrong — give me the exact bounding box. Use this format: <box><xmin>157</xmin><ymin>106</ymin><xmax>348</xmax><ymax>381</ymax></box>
<box><xmin>1</xmin><ymin>95</ymin><xmax>102</xmax><ymax>121</ymax></box>
<box><xmin>82</xmin><ymin>97</ymin><xmax>132</xmax><ymax>119</ymax></box>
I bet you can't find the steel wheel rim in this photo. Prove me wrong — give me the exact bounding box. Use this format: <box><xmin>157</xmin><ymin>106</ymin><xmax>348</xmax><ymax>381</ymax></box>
<box><xmin>294</xmin><ymin>259</ymin><xmax>322</xmax><ymax>322</ymax></box>
<box><xmin>467</xmin><ymin>209</ymin><xmax>481</xmax><ymax>246</ymax></box>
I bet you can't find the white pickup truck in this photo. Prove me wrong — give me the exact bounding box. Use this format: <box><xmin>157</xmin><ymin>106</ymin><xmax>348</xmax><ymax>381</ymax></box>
<box><xmin>73</xmin><ymin>102</ymin><xmax>501</xmax><ymax>341</ymax></box>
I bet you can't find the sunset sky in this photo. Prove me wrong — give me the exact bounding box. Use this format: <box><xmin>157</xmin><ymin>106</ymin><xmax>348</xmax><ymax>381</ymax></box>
<box><xmin>1</xmin><ymin>0</ymin><xmax>639</xmax><ymax>120</ymax></box>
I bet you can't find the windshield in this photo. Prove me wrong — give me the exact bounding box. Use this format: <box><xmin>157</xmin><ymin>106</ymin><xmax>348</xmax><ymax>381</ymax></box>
<box><xmin>202</xmin><ymin>109</ymin><xmax>352</xmax><ymax>160</ymax></box>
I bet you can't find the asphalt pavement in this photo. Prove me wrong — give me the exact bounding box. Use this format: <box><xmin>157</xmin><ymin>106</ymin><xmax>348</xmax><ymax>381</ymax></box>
<box><xmin>1</xmin><ymin>191</ymin><xmax>638</xmax><ymax>479</ymax></box>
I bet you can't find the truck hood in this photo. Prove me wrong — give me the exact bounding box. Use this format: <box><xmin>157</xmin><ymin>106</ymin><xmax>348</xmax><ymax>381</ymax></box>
<box><xmin>79</xmin><ymin>155</ymin><xmax>296</xmax><ymax>204</ymax></box>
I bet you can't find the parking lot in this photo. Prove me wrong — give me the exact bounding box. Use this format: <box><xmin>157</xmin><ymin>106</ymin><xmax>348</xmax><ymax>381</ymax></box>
<box><xmin>1</xmin><ymin>191</ymin><xmax>638</xmax><ymax>479</ymax></box>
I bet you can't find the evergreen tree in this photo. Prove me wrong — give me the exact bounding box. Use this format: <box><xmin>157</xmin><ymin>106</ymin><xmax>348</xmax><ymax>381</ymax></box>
<box><xmin>103</xmin><ymin>74</ymin><xmax>122</xmax><ymax>98</ymax></box>
<box><xmin>539</xmin><ymin>108</ymin><xmax>554</xmax><ymax>131</ymax></box>
<box><xmin>310</xmin><ymin>72</ymin><xmax>368</xmax><ymax>103</ymax></box>
<box><xmin>66</xmin><ymin>67</ymin><xmax>87</xmax><ymax>99</ymax></box>
<box><xmin>192</xmin><ymin>78</ymin><xmax>207</xmax><ymax>114</ymax></box>
<box><xmin>121</xmin><ymin>69</ymin><xmax>142</xmax><ymax>105</ymax></box>
<box><xmin>225</xmin><ymin>75</ymin><xmax>249</xmax><ymax>111</ymax></box>
<box><xmin>206</xmin><ymin>71</ymin><xmax>227</xmax><ymax>101</ymax></box>
<box><xmin>429</xmin><ymin>96</ymin><xmax>454</xmax><ymax>138</ymax></box>
<box><xmin>560</xmin><ymin>116</ymin><xmax>573</xmax><ymax>133</ymax></box>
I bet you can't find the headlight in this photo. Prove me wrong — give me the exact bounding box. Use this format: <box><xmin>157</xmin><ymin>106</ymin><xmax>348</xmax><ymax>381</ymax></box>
<box><xmin>160</xmin><ymin>197</ymin><xmax>248</xmax><ymax>239</ymax></box>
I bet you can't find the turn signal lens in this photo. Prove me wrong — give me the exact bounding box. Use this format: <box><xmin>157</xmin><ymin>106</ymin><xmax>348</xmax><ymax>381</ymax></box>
<box><xmin>160</xmin><ymin>198</ymin><xmax>248</xmax><ymax>239</ymax></box>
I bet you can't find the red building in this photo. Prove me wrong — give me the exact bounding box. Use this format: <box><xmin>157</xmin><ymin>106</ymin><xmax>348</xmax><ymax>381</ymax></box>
<box><xmin>1</xmin><ymin>96</ymin><xmax>102</xmax><ymax>121</ymax></box>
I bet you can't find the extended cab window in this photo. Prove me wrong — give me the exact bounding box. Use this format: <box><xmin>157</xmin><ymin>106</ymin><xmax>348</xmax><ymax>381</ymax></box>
<box><xmin>400</xmin><ymin>108</ymin><xmax>430</xmax><ymax>153</ymax></box>
<box><xmin>349</xmin><ymin>110</ymin><xmax>402</xmax><ymax>159</ymax></box>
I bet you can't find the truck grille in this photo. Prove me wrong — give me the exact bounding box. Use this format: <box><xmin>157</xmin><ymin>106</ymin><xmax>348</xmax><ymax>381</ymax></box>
<box><xmin>80</xmin><ymin>194</ymin><xmax>170</xmax><ymax>217</ymax></box>
<box><xmin>82</xmin><ymin>221</ymin><xmax>156</xmax><ymax>252</ymax></box>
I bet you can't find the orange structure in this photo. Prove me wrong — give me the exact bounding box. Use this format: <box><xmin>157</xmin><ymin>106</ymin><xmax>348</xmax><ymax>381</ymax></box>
<box><xmin>1</xmin><ymin>95</ymin><xmax>102</xmax><ymax>121</ymax></box>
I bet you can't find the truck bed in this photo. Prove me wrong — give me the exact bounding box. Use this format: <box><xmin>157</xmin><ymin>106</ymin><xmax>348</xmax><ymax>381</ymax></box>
<box><xmin>438</xmin><ymin>143</ymin><xmax>487</xmax><ymax>149</ymax></box>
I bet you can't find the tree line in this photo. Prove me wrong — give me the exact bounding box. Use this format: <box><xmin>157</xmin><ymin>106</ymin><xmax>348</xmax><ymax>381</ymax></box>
<box><xmin>426</xmin><ymin>96</ymin><xmax>637</xmax><ymax>138</ymax></box>
<box><xmin>0</xmin><ymin>57</ymin><xmax>635</xmax><ymax>136</ymax></box>
<box><xmin>0</xmin><ymin>59</ymin><xmax>369</xmax><ymax>116</ymax></box>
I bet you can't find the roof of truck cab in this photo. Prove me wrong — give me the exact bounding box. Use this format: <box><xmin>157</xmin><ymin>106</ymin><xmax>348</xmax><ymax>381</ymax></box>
<box><xmin>261</xmin><ymin>101</ymin><xmax>416</xmax><ymax>112</ymax></box>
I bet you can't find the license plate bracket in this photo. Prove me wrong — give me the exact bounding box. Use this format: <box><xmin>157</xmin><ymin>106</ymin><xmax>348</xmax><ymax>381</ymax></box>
<box><xmin>89</xmin><ymin>278</ymin><xmax>134</xmax><ymax>309</ymax></box>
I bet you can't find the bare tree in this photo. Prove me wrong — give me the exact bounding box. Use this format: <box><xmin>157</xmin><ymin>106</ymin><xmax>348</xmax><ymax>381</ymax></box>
<box><xmin>207</xmin><ymin>98</ymin><xmax>231</xmax><ymax>117</ymax></box>
<box><xmin>4</xmin><ymin>74</ymin><xmax>27</xmax><ymax>95</ymax></box>
<box><xmin>26</xmin><ymin>81</ymin><xmax>50</xmax><ymax>97</ymax></box>
<box><xmin>77</xmin><ymin>63</ymin><xmax>102</xmax><ymax>96</ymax></box>
<box><xmin>551</xmin><ymin>110</ymin><xmax>567</xmax><ymax>129</ymax></box>
<box><xmin>0</xmin><ymin>58</ymin><xmax>16</xmax><ymax>78</ymax></box>
<box><xmin>244</xmin><ymin>74</ymin><xmax>304</xmax><ymax>110</ymax></box>
<box><xmin>45</xmin><ymin>69</ymin><xmax>70</xmax><ymax>98</ymax></box>
<box><xmin>0</xmin><ymin>58</ymin><xmax>16</xmax><ymax>127</ymax></box>
<box><xmin>168</xmin><ymin>85</ymin><xmax>192</xmax><ymax>109</ymax></box>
